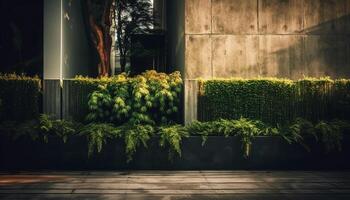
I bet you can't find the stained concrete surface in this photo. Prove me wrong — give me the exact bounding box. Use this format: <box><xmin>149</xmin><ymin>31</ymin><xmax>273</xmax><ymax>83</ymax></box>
<box><xmin>183</xmin><ymin>0</ymin><xmax>350</xmax><ymax>123</ymax></box>
<box><xmin>184</xmin><ymin>0</ymin><xmax>350</xmax><ymax>80</ymax></box>
<box><xmin>0</xmin><ymin>171</ymin><xmax>350</xmax><ymax>199</ymax></box>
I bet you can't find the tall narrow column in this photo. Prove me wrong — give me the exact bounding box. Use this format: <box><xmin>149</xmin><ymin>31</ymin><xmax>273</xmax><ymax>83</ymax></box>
<box><xmin>43</xmin><ymin>0</ymin><xmax>63</xmax><ymax>119</ymax></box>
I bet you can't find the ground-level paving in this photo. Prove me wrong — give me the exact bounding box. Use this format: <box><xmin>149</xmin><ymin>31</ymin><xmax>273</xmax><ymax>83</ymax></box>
<box><xmin>0</xmin><ymin>171</ymin><xmax>350</xmax><ymax>199</ymax></box>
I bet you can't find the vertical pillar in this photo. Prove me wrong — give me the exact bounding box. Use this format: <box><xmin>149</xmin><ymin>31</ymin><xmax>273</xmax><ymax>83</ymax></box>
<box><xmin>184</xmin><ymin>80</ymin><xmax>198</xmax><ymax>124</ymax></box>
<box><xmin>43</xmin><ymin>0</ymin><xmax>63</xmax><ymax>119</ymax></box>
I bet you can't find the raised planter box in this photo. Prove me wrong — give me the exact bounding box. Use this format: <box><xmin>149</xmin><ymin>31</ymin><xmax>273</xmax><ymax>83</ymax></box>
<box><xmin>1</xmin><ymin>135</ymin><xmax>350</xmax><ymax>170</ymax></box>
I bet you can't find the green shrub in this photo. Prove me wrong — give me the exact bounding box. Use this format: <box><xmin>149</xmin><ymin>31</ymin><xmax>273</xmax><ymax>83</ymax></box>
<box><xmin>158</xmin><ymin>125</ymin><xmax>189</xmax><ymax>160</ymax></box>
<box><xmin>79</xmin><ymin>123</ymin><xmax>122</xmax><ymax>157</ymax></box>
<box><xmin>0</xmin><ymin>74</ymin><xmax>41</xmax><ymax>122</ymax></box>
<box><xmin>86</xmin><ymin>70</ymin><xmax>182</xmax><ymax>125</ymax></box>
<box><xmin>123</xmin><ymin>124</ymin><xmax>154</xmax><ymax>162</ymax></box>
<box><xmin>39</xmin><ymin>114</ymin><xmax>81</xmax><ymax>143</ymax></box>
<box><xmin>0</xmin><ymin>114</ymin><xmax>80</xmax><ymax>143</ymax></box>
<box><xmin>315</xmin><ymin>120</ymin><xmax>344</xmax><ymax>153</ymax></box>
<box><xmin>1</xmin><ymin>116</ymin><xmax>348</xmax><ymax>161</ymax></box>
<box><xmin>198</xmin><ymin>77</ymin><xmax>350</xmax><ymax>125</ymax></box>
<box><xmin>79</xmin><ymin>122</ymin><xmax>154</xmax><ymax>161</ymax></box>
<box><xmin>186</xmin><ymin>118</ymin><xmax>267</xmax><ymax>157</ymax></box>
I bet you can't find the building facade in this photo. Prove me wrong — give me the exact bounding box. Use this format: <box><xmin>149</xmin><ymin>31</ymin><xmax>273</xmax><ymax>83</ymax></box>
<box><xmin>165</xmin><ymin>0</ymin><xmax>350</xmax><ymax>123</ymax></box>
<box><xmin>44</xmin><ymin>0</ymin><xmax>350</xmax><ymax>123</ymax></box>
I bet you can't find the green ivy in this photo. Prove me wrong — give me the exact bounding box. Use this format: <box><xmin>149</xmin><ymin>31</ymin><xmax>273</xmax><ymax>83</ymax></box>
<box><xmin>198</xmin><ymin>77</ymin><xmax>350</xmax><ymax>125</ymax></box>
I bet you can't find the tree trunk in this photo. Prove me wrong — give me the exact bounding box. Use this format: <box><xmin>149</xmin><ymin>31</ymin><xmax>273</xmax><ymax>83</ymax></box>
<box><xmin>86</xmin><ymin>0</ymin><xmax>113</xmax><ymax>77</ymax></box>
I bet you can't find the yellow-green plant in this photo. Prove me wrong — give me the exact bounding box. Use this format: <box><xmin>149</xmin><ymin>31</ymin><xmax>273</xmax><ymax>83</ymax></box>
<box><xmin>39</xmin><ymin>114</ymin><xmax>80</xmax><ymax>143</ymax></box>
<box><xmin>86</xmin><ymin>70</ymin><xmax>182</xmax><ymax>125</ymax></box>
<box><xmin>159</xmin><ymin>125</ymin><xmax>189</xmax><ymax>161</ymax></box>
<box><xmin>123</xmin><ymin>124</ymin><xmax>154</xmax><ymax>162</ymax></box>
<box><xmin>80</xmin><ymin>123</ymin><xmax>122</xmax><ymax>157</ymax></box>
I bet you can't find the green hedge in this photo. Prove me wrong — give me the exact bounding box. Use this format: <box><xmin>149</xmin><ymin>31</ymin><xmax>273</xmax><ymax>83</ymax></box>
<box><xmin>0</xmin><ymin>74</ymin><xmax>41</xmax><ymax>122</ymax></box>
<box><xmin>198</xmin><ymin>77</ymin><xmax>350</xmax><ymax>125</ymax></box>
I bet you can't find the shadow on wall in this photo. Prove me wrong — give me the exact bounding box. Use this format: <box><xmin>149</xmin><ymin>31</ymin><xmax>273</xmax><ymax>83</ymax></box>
<box><xmin>259</xmin><ymin>14</ymin><xmax>350</xmax><ymax>79</ymax></box>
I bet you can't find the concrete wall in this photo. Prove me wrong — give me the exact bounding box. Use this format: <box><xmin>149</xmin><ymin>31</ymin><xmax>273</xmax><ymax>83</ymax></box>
<box><xmin>184</xmin><ymin>0</ymin><xmax>350</xmax><ymax>80</ymax></box>
<box><xmin>184</xmin><ymin>0</ymin><xmax>350</xmax><ymax>123</ymax></box>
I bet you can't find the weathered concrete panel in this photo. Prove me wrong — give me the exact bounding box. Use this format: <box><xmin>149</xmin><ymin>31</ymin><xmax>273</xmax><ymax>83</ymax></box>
<box><xmin>185</xmin><ymin>0</ymin><xmax>211</xmax><ymax>34</ymax></box>
<box><xmin>304</xmin><ymin>0</ymin><xmax>350</xmax><ymax>34</ymax></box>
<box><xmin>185</xmin><ymin>35</ymin><xmax>212</xmax><ymax>79</ymax></box>
<box><xmin>259</xmin><ymin>0</ymin><xmax>304</xmax><ymax>34</ymax></box>
<box><xmin>184</xmin><ymin>80</ymin><xmax>198</xmax><ymax>124</ymax></box>
<box><xmin>212</xmin><ymin>0</ymin><xmax>258</xmax><ymax>34</ymax></box>
<box><xmin>212</xmin><ymin>35</ymin><xmax>259</xmax><ymax>78</ymax></box>
<box><xmin>259</xmin><ymin>35</ymin><xmax>304</xmax><ymax>78</ymax></box>
<box><xmin>304</xmin><ymin>35</ymin><xmax>350</xmax><ymax>78</ymax></box>
<box><xmin>44</xmin><ymin>0</ymin><xmax>62</xmax><ymax>79</ymax></box>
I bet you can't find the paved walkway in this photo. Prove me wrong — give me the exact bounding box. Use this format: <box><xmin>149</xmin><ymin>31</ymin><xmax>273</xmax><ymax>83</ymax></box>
<box><xmin>0</xmin><ymin>171</ymin><xmax>350</xmax><ymax>199</ymax></box>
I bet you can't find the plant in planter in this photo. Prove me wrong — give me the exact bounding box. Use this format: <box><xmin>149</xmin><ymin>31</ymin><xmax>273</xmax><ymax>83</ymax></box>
<box><xmin>315</xmin><ymin>120</ymin><xmax>343</xmax><ymax>153</ymax></box>
<box><xmin>230</xmin><ymin>118</ymin><xmax>262</xmax><ymax>158</ymax></box>
<box><xmin>86</xmin><ymin>70</ymin><xmax>183</xmax><ymax>126</ymax></box>
<box><xmin>80</xmin><ymin>123</ymin><xmax>122</xmax><ymax>157</ymax></box>
<box><xmin>186</xmin><ymin>118</ymin><xmax>265</xmax><ymax>157</ymax></box>
<box><xmin>158</xmin><ymin>125</ymin><xmax>189</xmax><ymax>161</ymax></box>
<box><xmin>123</xmin><ymin>124</ymin><xmax>154</xmax><ymax>162</ymax></box>
<box><xmin>39</xmin><ymin>114</ymin><xmax>81</xmax><ymax>143</ymax></box>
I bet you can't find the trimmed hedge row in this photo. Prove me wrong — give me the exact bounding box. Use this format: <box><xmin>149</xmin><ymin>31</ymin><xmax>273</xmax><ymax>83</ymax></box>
<box><xmin>198</xmin><ymin>77</ymin><xmax>350</xmax><ymax>125</ymax></box>
<box><xmin>0</xmin><ymin>74</ymin><xmax>41</xmax><ymax>122</ymax></box>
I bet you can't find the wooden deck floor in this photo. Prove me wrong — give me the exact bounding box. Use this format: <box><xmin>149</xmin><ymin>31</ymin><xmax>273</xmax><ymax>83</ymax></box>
<box><xmin>0</xmin><ymin>171</ymin><xmax>350</xmax><ymax>199</ymax></box>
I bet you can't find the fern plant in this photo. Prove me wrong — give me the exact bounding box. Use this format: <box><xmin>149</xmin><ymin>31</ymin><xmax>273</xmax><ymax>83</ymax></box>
<box><xmin>123</xmin><ymin>124</ymin><xmax>154</xmax><ymax>162</ymax></box>
<box><xmin>39</xmin><ymin>114</ymin><xmax>80</xmax><ymax>143</ymax></box>
<box><xmin>230</xmin><ymin>118</ymin><xmax>262</xmax><ymax>158</ymax></box>
<box><xmin>186</xmin><ymin>120</ymin><xmax>217</xmax><ymax>146</ymax></box>
<box><xmin>158</xmin><ymin>125</ymin><xmax>189</xmax><ymax>161</ymax></box>
<box><xmin>315</xmin><ymin>121</ymin><xmax>343</xmax><ymax>153</ymax></box>
<box><xmin>79</xmin><ymin>123</ymin><xmax>122</xmax><ymax>157</ymax></box>
<box><xmin>186</xmin><ymin>118</ymin><xmax>263</xmax><ymax>157</ymax></box>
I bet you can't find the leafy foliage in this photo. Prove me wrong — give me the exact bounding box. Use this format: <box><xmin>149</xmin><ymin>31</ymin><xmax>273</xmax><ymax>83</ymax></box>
<box><xmin>123</xmin><ymin>124</ymin><xmax>154</xmax><ymax>162</ymax></box>
<box><xmin>315</xmin><ymin>121</ymin><xmax>343</xmax><ymax>153</ymax></box>
<box><xmin>198</xmin><ymin>77</ymin><xmax>350</xmax><ymax>125</ymax></box>
<box><xmin>229</xmin><ymin>118</ymin><xmax>262</xmax><ymax>158</ymax></box>
<box><xmin>187</xmin><ymin>118</ymin><xmax>265</xmax><ymax>157</ymax></box>
<box><xmin>80</xmin><ymin>123</ymin><xmax>122</xmax><ymax>157</ymax></box>
<box><xmin>158</xmin><ymin>125</ymin><xmax>189</xmax><ymax>160</ymax></box>
<box><xmin>39</xmin><ymin>114</ymin><xmax>81</xmax><ymax>143</ymax></box>
<box><xmin>0</xmin><ymin>73</ymin><xmax>41</xmax><ymax>122</ymax></box>
<box><xmin>186</xmin><ymin>117</ymin><xmax>350</xmax><ymax>157</ymax></box>
<box><xmin>86</xmin><ymin>70</ymin><xmax>182</xmax><ymax>125</ymax></box>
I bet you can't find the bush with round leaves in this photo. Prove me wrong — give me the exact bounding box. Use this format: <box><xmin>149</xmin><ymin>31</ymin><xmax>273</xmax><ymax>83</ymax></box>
<box><xmin>86</xmin><ymin>71</ymin><xmax>182</xmax><ymax>125</ymax></box>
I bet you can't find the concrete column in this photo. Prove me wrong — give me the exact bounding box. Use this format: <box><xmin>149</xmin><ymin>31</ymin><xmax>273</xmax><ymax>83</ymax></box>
<box><xmin>44</xmin><ymin>0</ymin><xmax>96</xmax><ymax>119</ymax></box>
<box><xmin>43</xmin><ymin>0</ymin><xmax>63</xmax><ymax>119</ymax></box>
<box><xmin>184</xmin><ymin>80</ymin><xmax>198</xmax><ymax>125</ymax></box>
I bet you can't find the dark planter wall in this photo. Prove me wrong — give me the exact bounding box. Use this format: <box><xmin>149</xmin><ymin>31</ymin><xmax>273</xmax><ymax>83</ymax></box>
<box><xmin>1</xmin><ymin>135</ymin><xmax>349</xmax><ymax>170</ymax></box>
